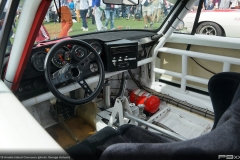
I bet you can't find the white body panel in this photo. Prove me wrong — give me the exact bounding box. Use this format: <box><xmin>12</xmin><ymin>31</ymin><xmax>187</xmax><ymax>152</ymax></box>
<box><xmin>0</xmin><ymin>80</ymin><xmax>66</xmax><ymax>154</ymax></box>
<box><xmin>184</xmin><ymin>10</ymin><xmax>240</xmax><ymax>37</ymax></box>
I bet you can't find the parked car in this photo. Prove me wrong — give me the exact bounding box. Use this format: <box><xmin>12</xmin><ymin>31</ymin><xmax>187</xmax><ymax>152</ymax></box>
<box><xmin>183</xmin><ymin>9</ymin><xmax>240</xmax><ymax>37</ymax></box>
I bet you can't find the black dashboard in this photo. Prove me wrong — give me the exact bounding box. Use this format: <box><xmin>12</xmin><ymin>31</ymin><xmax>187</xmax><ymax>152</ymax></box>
<box><xmin>14</xmin><ymin>30</ymin><xmax>157</xmax><ymax>101</ymax></box>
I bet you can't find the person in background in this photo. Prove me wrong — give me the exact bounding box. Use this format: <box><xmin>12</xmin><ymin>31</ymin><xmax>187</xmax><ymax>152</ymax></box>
<box><xmin>219</xmin><ymin>0</ymin><xmax>230</xmax><ymax>9</ymax></box>
<box><xmin>54</xmin><ymin>0</ymin><xmax>73</xmax><ymax>38</ymax></box>
<box><xmin>80</xmin><ymin>0</ymin><xmax>89</xmax><ymax>31</ymax></box>
<box><xmin>121</xmin><ymin>4</ymin><xmax>127</xmax><ymax>18</ymax></box>
<box><xmin>214</xmin><ymin>0</ymin><xmax>220</xmax><ymax>8</ymax></box>
<box><xmin>206</xmin><ymin>0</ymin><xmax>215</xmax><ymax>9</ymax></box>
<box><xmin>75</xmin><ymin>0</ymin><xmax>81</xmax><ymax>22</ymax></box>
<box><xmin>125</xmin><ymin>6</ymin><xmax>131</xmax><ymax>19</ymax></box>
<box><xmin>203</xmin><ymin>0</ymin><xmax>209</xmax><ymax>9</ymax></box>
<box><xmin>115</xmin><ymin>5</ymin><xmax>120</xmax><ymax>18</ymax></box>
<box><xmin>126</xmin><ymin>5</ymin><xmax>136</xmax><ymax>20</ymax></box>
<box><xmin>142</xmin><ymin>0</ymin><xmax>154</xmax><ymax>29</ymax></box>
<box><xmin>162</xmin><ymin>0</ymin><xmax>169</xmax><ymax>16</ymax></box>
<box><xmin>88</xmin><ymin>0</ymin><xmax>95</xmax><ymax>25</ymax></box>
<box><xmin>134</xmin><ymin>4</ymin><xmax>142</xmax><ymax>20</ymax></box>
<box><xmin>88</xmin><ymin>1</ymin><xmax>92</xmax><ymax>19</ymax></box>
<box><xmin>51</xmin><ymin>1</ymin><xmax>58</xmax><ymax>23</ymax></box>
<box><xmin>104</xmin><ymin>4</ymin><xmax>116</xmax><ymax>30</ymax></box>
<box><xmin>192</xmin><ymin>0</ymin><xmax>199</xmax><ymax>11</ymax></box>
<box><xmin>16</xmin><ymin>6</ymin><xmax>22</xmax><ymax>19</ymax></box>
<box><xmin>45</xmin><ymin>7</ymin><xmax>50</xmax><ymax>23</ymax></box>
<box><xmin>92</xmin><ymin>0</ymin><xmax>104</xmax><ymax>31</ymax></box>
<box><xmin>165</xmin><ymin>1</ymin><xmax>174</xmax><ymax>13</ymax></box>
<box><xmin>69</xmin><ymin>0</ymin><xmax>75</xmax><ymax>10</ymax></box>
<box><xmin>230</xmin><ymin>0</ymin><xmax>239</xmax><ymax>8</ymax></box>
<box><xmin>152</xmin><ymin>0</ymin><xmax>162</xmax><ymax>23</ymax></box>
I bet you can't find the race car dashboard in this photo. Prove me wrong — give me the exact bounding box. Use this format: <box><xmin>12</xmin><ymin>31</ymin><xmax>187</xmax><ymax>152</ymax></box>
<box><xmin>14</xmin><ymin>30</ymin><xmax>157</xmax><ymax>101</ymax></box>
<box><xmin>15</xmin><ymin>39</ymin><xmax>103</xmax><ymax>100</ymax></box>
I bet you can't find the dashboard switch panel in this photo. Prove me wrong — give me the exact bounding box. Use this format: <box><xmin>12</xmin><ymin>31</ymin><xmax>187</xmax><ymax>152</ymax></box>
<box><xmin>103</xmin><ymin>39</ymin><xmax>138</xmax><ymax>72</ymax></box>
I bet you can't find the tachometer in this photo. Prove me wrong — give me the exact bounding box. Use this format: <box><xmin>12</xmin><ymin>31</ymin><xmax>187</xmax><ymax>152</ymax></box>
<box><xmin>51</xmin><ymin>47</ymin><xmax>71</xmax><ymax>68</ymax></box>
<box><xmin>31</xmin><ymin>51</ymin><xmax>46</xmax><ymax>71</ymax></box>
<box><xmin>72</xmin><ymin>46</ymin><xmax>87</xmax><ymax>60</ymax></box>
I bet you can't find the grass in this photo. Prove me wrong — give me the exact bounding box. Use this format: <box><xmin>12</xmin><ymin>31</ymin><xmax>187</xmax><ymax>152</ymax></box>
<box><xmin>11</xmin><ymin>15</ymin><xmax>188</xmax><ymax>45</ymax></box>
<box><xmin>43</xmin><ymin>16</ymin><xmax>166</xmax><ymax>39</ymax></box>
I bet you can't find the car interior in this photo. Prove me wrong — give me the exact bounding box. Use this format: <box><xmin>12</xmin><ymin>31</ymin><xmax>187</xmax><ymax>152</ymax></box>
<box><xmin>0</xmin><ymin>0</ymin><xmax>240</xmax><ymax>159</ymax></box>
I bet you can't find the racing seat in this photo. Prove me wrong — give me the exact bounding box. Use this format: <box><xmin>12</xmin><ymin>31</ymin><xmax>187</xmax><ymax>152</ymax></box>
<box><xmin>66</xmin><ymin>72</ymin><xmax>240</xmax><ymax>160</ymax></box>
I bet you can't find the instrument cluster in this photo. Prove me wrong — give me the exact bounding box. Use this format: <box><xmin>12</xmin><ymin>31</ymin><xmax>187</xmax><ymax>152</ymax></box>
<box><xmin>31</xmin><ymin>41</ymin><xmax>102</xmax><ymax>71</ymax></box>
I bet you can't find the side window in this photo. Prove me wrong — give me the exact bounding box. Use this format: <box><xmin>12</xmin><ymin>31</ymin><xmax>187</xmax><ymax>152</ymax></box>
<box><xmin>177</xmin><ymin>0</ymin><xmax>240</xmax><ymax>38</ymax></box>
<box><xmin>0</xmin><ymin>0</ymin><xmax>23</xmax><ymax>54</ymax></box>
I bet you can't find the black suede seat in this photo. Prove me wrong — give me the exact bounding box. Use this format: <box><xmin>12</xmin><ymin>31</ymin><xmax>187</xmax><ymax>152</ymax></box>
<box><xmin>66</xmin><ymin>126</ymin><xmax>127</xmax><ymax>160</ymax></box>
<box><xmin>66</xmin><ymin>124</ymin><xmax>174</xmax><ymax>160</ymax></box>
<box><xmin>67</xmin><ymin>72</ymin><xmax>240</xmax><ymax>160</ymax></box>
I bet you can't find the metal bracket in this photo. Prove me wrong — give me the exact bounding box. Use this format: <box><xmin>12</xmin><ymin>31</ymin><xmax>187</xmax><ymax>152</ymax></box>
<box><xmin>108</xmin><ymin>96</ymin><xmax>134</xmax><ymax>127</ymax></box>
<box><xmin>147</xmin><ymin>106</ymin><xmax>171</xmax><ymax>123</ymax></box>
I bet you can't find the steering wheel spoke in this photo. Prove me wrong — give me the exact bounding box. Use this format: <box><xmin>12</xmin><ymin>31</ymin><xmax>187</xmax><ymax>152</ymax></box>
<box><xmin>51</xmin><ymin>64</ymin><xmax>72</xmax><ymax>85</ymax></box>
<box><xmin>78</xmin><ymin>52</ymin><xmax>96</xmax><ymax>69</ymax></box>
<box><xmin>51</xmin><ymin>75</ymin><xmax>67</xmax><ymax>86</ymax></box>
<box><xmin>77</xmin><ymin>79</ymin><xmax>93</xmax><ymax>95</ymax></box>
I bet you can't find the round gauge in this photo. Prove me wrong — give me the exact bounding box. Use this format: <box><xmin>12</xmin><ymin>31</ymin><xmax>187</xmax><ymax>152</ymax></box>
<box><xmin>31</xmin><ymin>51</ymin><xmax>46</xmax><ymax>71</ymax></box>
<box><xmin>90</xmin><ymin>63</ymin><xmax>99</xmax><ymax>72</ymax></box>
<box><xmin>74</xmin><ymin>47</ymin><xmax>86</xmax><ymax>59</ymax></box>
<box><xmin>90</xmin><ymin>42</ymin><xmax>102</xmax><ymax>54</ymax></box>
<box><xmin>52</xmin><ymin>47</ymin><xmax>71</xmax><ymax>68</ymax></box>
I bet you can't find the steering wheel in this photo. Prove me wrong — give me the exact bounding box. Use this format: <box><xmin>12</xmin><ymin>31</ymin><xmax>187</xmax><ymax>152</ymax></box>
<box><xmin>44</xmin><ymin>39</ymin><xmax>105</xmax><ymax>105</ymax></box>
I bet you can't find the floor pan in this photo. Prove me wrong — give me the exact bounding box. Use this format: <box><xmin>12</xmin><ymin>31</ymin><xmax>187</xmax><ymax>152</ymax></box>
<box><xmin>147</xmin><ymin>103</ymin><xmax>213</xmax><ymax>139</ymax></box>
<box><xmin>46</xmin><ymin>117</ymin><xmax>95</xmax><ymax>149</ymax></box>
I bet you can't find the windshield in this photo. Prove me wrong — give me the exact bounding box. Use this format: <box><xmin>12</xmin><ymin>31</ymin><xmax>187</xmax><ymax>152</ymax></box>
<box><xmin>0</xmin><ymin>0</ymin><xmax>177</xmax><ymax>74</ymax></box>
<box><xmin>35</xmin><ymin>0</ymin><xmax>175</xmax><ymax>42</ymax></box>
<box><xmin>1</xmin><ymin>0</ymin><xmax>177</xmax><ymax>55</ymax></box>
<box><xmin>5</xmin><ymin>0</ymin><xmax>240</xmax><ymax>56</ymax></box>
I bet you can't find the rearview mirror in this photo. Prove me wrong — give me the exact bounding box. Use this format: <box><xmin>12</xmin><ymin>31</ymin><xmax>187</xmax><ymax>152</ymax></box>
<box><xmin>103</xmin><ymin>0</ymin><xmax>139</xmax><ymax>5</ymax></box>
<box><xmin>168</xmin><ymin>0</ymin><xmax>177</xmax><ymax>3</ymax></box>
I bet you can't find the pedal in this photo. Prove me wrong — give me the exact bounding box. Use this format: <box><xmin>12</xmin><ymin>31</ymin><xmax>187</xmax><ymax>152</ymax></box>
<box><xmin>49</xmin><ymin>100</ymin><xmax>75</xmax><ymax>121</ymax></box>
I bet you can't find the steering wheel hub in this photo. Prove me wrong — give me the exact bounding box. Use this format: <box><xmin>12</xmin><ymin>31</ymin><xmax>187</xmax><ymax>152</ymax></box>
<box><xmin>71</xmin><ymin>67</ymin><xmax>80</xmax><ymax>77</ymax></box>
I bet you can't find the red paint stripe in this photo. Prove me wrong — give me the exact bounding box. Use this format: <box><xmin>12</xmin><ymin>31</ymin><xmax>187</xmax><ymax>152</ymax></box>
<box><xmin>189</xmin><ymin>9</ymin><xmax>239</xmax><ymax>14</ymax></box>
<box><xmin>203</xmin><ymin>9</ymin><xmax>240</xmax><ymax>12</ymax></box>
<box><xmin>36</xmin><ymin>37</ymin><xmax>72</xmax><ymax>47</ymax></box>
<box><xmin>11</xmin><ymin>0</ymin><xmax>51</xmax><ymax>91</ymax></box>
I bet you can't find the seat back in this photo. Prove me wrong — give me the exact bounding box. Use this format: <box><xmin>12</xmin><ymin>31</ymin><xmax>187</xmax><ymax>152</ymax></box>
<box><xmin>208</xmin><ymin>72</ymin><xmax>240</xmax><ymax>129</ymax></box>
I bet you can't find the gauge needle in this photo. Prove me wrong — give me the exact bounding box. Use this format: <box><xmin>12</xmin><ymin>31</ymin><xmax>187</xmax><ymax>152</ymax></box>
<box><xmin>59</xmin><ymin>55</ymin><xmax>64</xmax><ymax>62</ymax></box>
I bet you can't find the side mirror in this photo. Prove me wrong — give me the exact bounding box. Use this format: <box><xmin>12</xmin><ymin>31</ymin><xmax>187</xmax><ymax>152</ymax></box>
<box><xmin>103</xmin><ymin>0</ymin><xmax>139</xmax><ymax>5</ymax></box>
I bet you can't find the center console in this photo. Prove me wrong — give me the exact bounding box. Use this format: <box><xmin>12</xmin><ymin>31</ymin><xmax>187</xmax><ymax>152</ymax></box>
<box><xmin>102</xmin><ymin>39</ymin><xmax>138</xmax><ymax>72</ymax></box>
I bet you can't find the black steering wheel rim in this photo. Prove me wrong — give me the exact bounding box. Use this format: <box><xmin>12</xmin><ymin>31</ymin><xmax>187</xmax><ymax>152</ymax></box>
<box><xmin>44</xmin><ymin>39</ymin><xmax>105</xmax><ymax>105</ymax></box>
